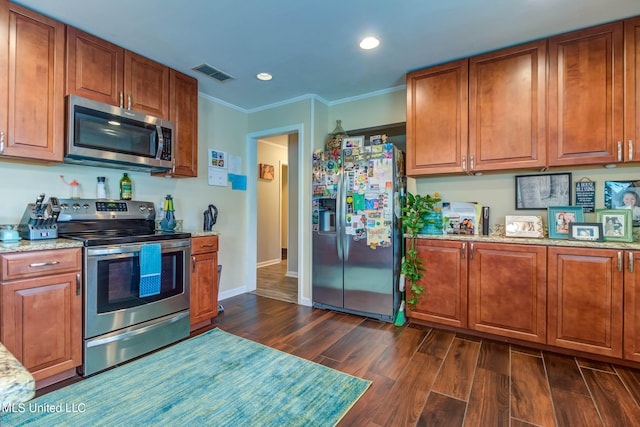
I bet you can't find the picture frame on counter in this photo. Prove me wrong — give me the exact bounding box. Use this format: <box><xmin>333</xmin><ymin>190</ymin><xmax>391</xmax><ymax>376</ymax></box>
<box><xmin>515</xmin><ymin>172</ymin><xmax>572</xmax><ymax>210</ymax></box>
<box><xmin>341</xmin><ymin>136</ymin><xmax>364</xmax><ymax>149</ymax></box>
<box><xmin>504</xmin><ymin>215</ymin><xmax>544</xmax><ymax>238</ymax></box>
<box><xmin>596</xmin><ymin>209</ymin><xmax>633</xmax><ymax>242</ymax></box>
<box><xmin>568</xmin><ymin>222</ymin><xmax>604</xmax><ymax>242</ymax></box>
<box><xmin>548</xmin><ymin>206</ymin><xmax>584</xmax><ymax>239</ymax></box>
<box><xmin>604</xmin><ymin>180</ymin><xmax>640</xmax><ymax>227</ymax></box>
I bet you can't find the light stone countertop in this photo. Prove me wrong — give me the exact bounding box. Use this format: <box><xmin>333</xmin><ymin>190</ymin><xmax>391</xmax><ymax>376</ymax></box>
<box><xmin>0</xmin><ymin>343</ymin><xmax>35</xmax><ymax>406</ymax></box>
<box><xmin>187</xmin><ymin>230</ymin><xmax>221</xmax><ymax>237</ymax></box>
<box><xmin>0</xmin><ymin>238</ymin><xmax>84</xmax><ymax>254</ymax></box>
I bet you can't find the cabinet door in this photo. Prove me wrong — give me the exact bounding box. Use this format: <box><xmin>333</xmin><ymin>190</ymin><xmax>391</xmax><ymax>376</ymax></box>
<box><xmin>548</xmin><ymin>22</ymin><xmax>623</xmax><ymax>166</ymax></box>
<box><xmin>124</xmin><ymin>51</ymin><xmax>169</xmax><ymax>119</ymax></box>
<box><xmin>1</xmin><ymin>272</ymin><xmax>82</xmax><ymax>382</ymax></box>
<box><xmin>624</xmin><ymin>250</ymin><xmax>640</xmax><ymax>361</ymax></box>
<box><xmin>190</xmin><ymin>251</ymin><xmax>219</xmax><ymax>328</ymax></box>
<box><xmin>469</xmin><ymin>40</ymin><xmax>547</xmax><ymax>172</ymax></box>
<box><xmin>625</xmin><ymin>17</ymin><xmax>640</xmax><ymax>162</ymax></box>
<box><xmin>468</xmin><ymin>242</ymin><xmax>547</xmax><ymax>343</ymax></box>
<box><xmin>168</xmin><ymin>69</ymin><xmax>198</xmax><ymax>177</ymax></box>
<box><xmin>406</xmin><ymin>239</ymin><xmax>468</xmax><ymax>328</ymax></box>
<box><xmin>66</xmin><ymin>26</ymin><xmax>124</xmax><ymax>107</ymax></box>
<box><xmin>548</xmin><ymin>247</ymin><xmax>623</xmax><ymax>357</ymax></box>
<box><xmin>0</xmin><ymin>1</ymin><xmax>64</xmax><ymax>161</ymax></box>
<box><xmin>406</xmin><ymin>59</ymin><xmax>468</xmax><ymax>176</ymax></box>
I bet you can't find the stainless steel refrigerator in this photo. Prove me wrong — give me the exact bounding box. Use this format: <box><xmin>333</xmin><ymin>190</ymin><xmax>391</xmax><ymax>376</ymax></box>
<box><xmin>312</xmin><ymin>143</ymin><xmax>404</xmax><ymax>322</ymax></box>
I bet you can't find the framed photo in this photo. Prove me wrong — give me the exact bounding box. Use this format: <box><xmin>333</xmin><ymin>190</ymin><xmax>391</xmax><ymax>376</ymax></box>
<box><xmin>604</xmin><ymin>180</ymin><xmax>640</xmax><ymax>226</ymax></box>
<box><xmin>259</xmin><ymin>163</ymin><xmax>274</xmax><ymax>180</ymax></box>
<box><xmin>342</xmin><ymin>136</ymin><xmax>364</xmax><ymax>149</ymax></box>
<box><xmin>505</xmin><ymin>215</ymin><xmax>544</xmax><ymax>238</ymax></box>
<box><xmin>515</xmin><ymin>172</ymin><xmax>572</xmax><ymax>210</ymax></box>
<box><xmin>596</xmin><ymin>209</ymin><xmax>633</xmax><ymax>242</ymax></box>
<box><xmin>548</xmin><ymin>206</ymin><xmax>584</xmax><ymax>239</ymax></box>
<box><xmin>568</xmin><ymin>222</ymin><xmax>604</xmax><ymax>242</ymax></box>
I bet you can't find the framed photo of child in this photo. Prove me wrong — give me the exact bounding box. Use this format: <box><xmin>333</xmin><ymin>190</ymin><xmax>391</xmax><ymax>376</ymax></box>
<box><xmin>596</xmin><ymin>209</ymin><xmax>633</xmax><ymax>242</ymax></box>
<box><xmin>548</xmin><ymin>206</ymin><xmax>584</xmax><ymax>239</ymax></box>
<box><xmin>604</xmin><ymin>180</ymin><xmax>640</xmax><ymax>227</ymax></box>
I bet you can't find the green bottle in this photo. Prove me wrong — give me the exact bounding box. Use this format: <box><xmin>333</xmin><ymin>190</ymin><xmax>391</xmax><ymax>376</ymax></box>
<box><xmin>120</xmin><ymin>173</ymin><xmax>132</xmax><ymax>200</ymax></box>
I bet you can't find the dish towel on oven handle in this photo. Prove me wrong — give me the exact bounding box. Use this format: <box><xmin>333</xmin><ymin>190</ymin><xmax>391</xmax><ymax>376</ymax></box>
<box><xmin>139</xmin><ymin>243</ymin><xmax>162</xmax><ymax>297</ymax></box>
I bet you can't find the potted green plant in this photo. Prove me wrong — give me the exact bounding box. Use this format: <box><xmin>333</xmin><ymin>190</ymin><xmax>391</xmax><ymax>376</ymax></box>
<box><xmin>401</xmin><ymin>192</ymin><xmax>441</xmax><ymax>307</ymax></box>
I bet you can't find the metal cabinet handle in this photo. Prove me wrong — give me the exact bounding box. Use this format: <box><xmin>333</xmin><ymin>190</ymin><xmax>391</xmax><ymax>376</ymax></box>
<box><xmin>618</xmin><ymin>141</ymin><xmax>623</xmax><ymax>162</ymax></box>
<box><xmin>128</xmin><ymin>93</ymin><xmax>132</xmax><ymax>110</ymax></box>
<box><xmin>618</xmin><ymin>251</ymin><xmax>623</xmax><ymax>272</ymax></box>
<box><xmin>462</xmin><ymin>155</ymin><xmax>467</xmax><ymax>172</ymax></box>
<box><xmin>630</xmin><ymin>252</ymin><xmax>634</xmax><ymax>273</ymax></box>
<box><xmin>200</xmin><ymin>243</ymin><xmax>216</xmax><ymax>248</ymax></box>
<box><xmin>461</xmin><ymin>242</ymin><xmax>466</xmax><ymax>259</ymax></box>
<box><xmin>76</xmin><ymin>273</ymin><xmax>81</xmax><ymax>296</ymax></box>
<box><xmin>470</xmin><ymin>243</ymin><xmax>474</xmax><ymax>260</ymax></box>
<box><xmin>470</xmin><ymin>155</ymin><xmax>475</xmax><ymax>172</ymax></box>
<box><xmin>119</xmin><ymin>92</ymin><xmax>124</xmax><ymax>108</ymax></box>
<box><xmin>192</xmin><ymin>256</ymin><xmax>196</xmax><ymax>272</ymax></box>
<box><xmin>630</xmin><ymin>140</ymin><xmax>634</xmax><ymax>161</ymax></box>
<box><xmin>0</xmin><ymin>131</ymin><xmax>4</xmax><ymax>153</ymax></box>
<box><xmin>29</xmin><ymin>261</ymin><xmax>60</xmax><ymax>267</ymax></box>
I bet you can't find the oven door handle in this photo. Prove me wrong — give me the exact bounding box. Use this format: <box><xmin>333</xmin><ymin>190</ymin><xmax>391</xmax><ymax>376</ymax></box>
<box><xmin>86</xmin><ymin>311</ymin><xmax>190</xmax><ymax>348</ymax></box>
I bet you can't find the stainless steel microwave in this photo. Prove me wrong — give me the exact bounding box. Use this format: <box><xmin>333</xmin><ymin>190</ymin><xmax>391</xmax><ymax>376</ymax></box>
<box><xmin>65</xmin><ymin>95</ymin><xmax>174</xmax><ymax>172</ymax></box>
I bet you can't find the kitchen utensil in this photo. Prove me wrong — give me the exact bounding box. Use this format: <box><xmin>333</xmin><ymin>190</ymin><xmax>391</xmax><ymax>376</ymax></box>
<box><xmin>0</xmin><ymin>226</ymin><xmax>21</xmax><ymax>242</ymax></box>
<box><xmin>203</xmin><ymin>204</ymin><xmax>218</xmax><ymax>231</ymax></box>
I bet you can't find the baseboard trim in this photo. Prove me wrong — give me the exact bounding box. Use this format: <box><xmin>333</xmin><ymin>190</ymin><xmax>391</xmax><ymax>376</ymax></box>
<box><xmin>285</xmin><ymin>271</ymin><xmax>298</xmax><ymax>278</ymax></box>
<box><xmin>257</xmin><ymin>259</ymin><xmax>281</xmax><ymax>268</ymax></box>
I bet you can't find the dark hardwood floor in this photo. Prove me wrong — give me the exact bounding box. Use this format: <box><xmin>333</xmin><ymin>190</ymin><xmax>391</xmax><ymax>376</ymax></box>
<box><xmin>214</xmin><ymin>294</ymin><xmax>640</xmax><ymax>427</ymax></box>
<box><xmin>254</xmin><ymin>261</ymin><xmax>297</xmax><ymax>303</ymax></box>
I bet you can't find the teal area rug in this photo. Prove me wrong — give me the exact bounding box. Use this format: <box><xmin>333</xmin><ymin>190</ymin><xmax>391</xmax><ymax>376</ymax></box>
<box><xmin>2</xmin><ymin>329</ymin><xmax>370</xmax><ymax>426</ymax></box>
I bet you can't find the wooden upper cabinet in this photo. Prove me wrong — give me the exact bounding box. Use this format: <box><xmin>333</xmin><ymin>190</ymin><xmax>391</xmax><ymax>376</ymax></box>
<box><xmin>66</xmin><ymin>26</ymin><xmax>123</xmax><ymax>106</ymax></box>
<box><xmin>124</xmin><ymin>52</ymin><xmax>169</xmax><ymax>119</ymax></box>
<box><xmin>168</xmin><ymin>69</ymin><xmax>198</xmax><ymax>177</ymax></box>
<box><xmin>468</xmin><ymin>242</ymin><xmax>547</xmax><ymax>343</ymax></box>
<box><xmin>469</xmin><ymin>40</ymin><xmax>547</xmax><ymax>172</ymax></box>
<box><xmin>625</xmin><ymin>17</ymin><xmax>640</xmax><ymax>162</ymax></box>
<box><xmin>0</xmin><ymin>0</ymin><xmax>65</xmax><ymax>162</ymax></box>
<box><xmin>406</xmin><ymin>59</ymin><xmax>469</xmax><ymax>176</ymax></box>
<box><xmin>66</xmin><ymin>26</ymin><xmax>169</xmax><ymax>120</ymax></box>
<box><xmin>548</xmin><ymin>22</ymin><xmax>624</xmax><ymax>166</ymax></box>
<box><xmin>548</xmin><ymin>246</ymin><xmax>623</xmax><ymax>358</ymax></box>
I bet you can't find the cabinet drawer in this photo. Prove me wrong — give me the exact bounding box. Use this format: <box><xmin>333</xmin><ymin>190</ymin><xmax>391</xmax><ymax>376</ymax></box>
<box><xmin>191</xmin><ymin>236</ymin><xmax>219</xmax><ymax>255</ymax></box>
<box><xmin>0</xmin><ymin>249</ymin><xmax>82</xmax><ymax>280</ymax></box>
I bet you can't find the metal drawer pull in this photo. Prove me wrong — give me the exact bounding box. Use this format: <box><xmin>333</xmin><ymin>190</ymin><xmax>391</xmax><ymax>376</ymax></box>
<box><xmin>200</xmin><ymin>243</ymin><xmax>216</xmax><ymax>248</ymax></box>
<box><xmin>29</xmin><ymin>261</ymin><xmax>60</xmax><ymax>267</ymax></box>
<box><xmin>630</xmin><ymin>252</ymin><xmax>634</xmax><ymax>273</ymax></box>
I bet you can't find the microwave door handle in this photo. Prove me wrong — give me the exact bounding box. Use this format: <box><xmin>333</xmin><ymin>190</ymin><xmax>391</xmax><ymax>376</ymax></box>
<box><xmin>156</xmin><ymin>125</ymin><xmax>164</xmax><ymax>160</ymax></box>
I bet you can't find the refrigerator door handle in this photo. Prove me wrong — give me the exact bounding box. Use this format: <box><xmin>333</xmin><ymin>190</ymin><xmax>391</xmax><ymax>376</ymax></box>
<box><xmin>336</xmin><ymin>169</ymin><xmax>343</xmax><ymax>261</ymax></box>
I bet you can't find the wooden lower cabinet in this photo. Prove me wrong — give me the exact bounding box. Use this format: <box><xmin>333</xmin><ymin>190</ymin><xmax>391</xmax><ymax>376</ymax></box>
<box><xmin>406</xmin><ymin>239</ymin><xmax>468</xmax><ymax>328</ymax></box>
<box><xmin>0</xmin><ymin>248</ymin><xmax>82</xmax><ymax>386</ymax></box>
<box><xmin>468</xmin><ymin>242</ymin><xmax>547</xmax><ymax>343</ymax></box>
<box><xmin>624</xmin><ymin>250</ymin><xmax>640</xmax><ymax>362</ymax></box>
<box><xmin>548</xmin><ymin>246</ymin><xmax>623</xmax><ymax>358</ymax></box>
<box><xmin>190</xmin><ymin>235</ymin><xmax>219</xmax><ymax>330</ymax></box>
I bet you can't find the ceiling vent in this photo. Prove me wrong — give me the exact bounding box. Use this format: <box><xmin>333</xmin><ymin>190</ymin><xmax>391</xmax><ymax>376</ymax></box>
<box><xmin>192</xmin><ymin>64</ymin><xmax>234</xmax><ymax>82</ymax></box>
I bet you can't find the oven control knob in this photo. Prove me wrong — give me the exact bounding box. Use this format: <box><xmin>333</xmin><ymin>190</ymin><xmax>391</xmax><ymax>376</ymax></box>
<box><xmin>82</xmin><ymin>203</ymin><xmax>90</xmax><ymax>210</ymax></box>
<box><xmin>139</xmin><ymin>205</ymin><xmax>147</xmax><ymax>212</ymax></box>
<box><xmin>72</xmin><ymin>203</ymin><xmax>80</xmax><ymax>210</ymax></box>
<box><xmin>60</xmin><ymin>203</ymin><xmax>68</xmax><ymax>210</ymax></box>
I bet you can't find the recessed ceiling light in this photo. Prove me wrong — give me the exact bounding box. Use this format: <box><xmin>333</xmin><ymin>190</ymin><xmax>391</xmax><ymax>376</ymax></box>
<box><xmin>256</xmin><ymin>73</ymin><xmax>273</xmax><ymax>81</ymax></box>
<box><xmin>359</xmin><ymin>36</ymin><xmax>380</xmax><ymax>50</ymax></box>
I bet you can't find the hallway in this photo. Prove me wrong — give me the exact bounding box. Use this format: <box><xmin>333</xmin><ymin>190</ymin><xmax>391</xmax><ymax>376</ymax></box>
<box><xmin>254</xmin><ymin>261</ymin><xmax>297</xmax><ymax>303</ymax></box>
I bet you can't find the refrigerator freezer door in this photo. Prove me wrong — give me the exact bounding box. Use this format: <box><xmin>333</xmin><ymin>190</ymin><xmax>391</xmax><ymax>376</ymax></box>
<box><xmin>312</xmin><ymin>231</ymin><xmax>343</xmax><ymax>307</ymax></box>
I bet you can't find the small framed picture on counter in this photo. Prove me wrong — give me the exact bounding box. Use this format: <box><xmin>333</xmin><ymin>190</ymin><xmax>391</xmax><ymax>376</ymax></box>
<box><xmin>548</xmin><ymin>206</ymin><xmax>584</xmax><ymax>239</ymax></box>
<box><xmin>596</xmin><ymin>209</ymin><xmax>633</xmax><ymax>242</ymax></box>
<box><xmin>568</xmin><ymin>222</ymin><xmax>604</xmax><ymax>242</ymax></box>
<box><xmin>505</xmin><ymin>215</ymin><xmax>544</xmax><ymax>238</ymax></box>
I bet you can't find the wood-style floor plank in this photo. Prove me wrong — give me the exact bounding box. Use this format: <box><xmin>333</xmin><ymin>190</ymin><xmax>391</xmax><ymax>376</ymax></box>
<box><xmin>463</xmin><ymin>367</ymin><xmax>510</xmax><ymax>427</ymax></box>
<box><xmin>431</xmin><ymin>338</ymin><xmax>480</xmax><ymax>400</ymax></box>
<box><xmin>581</xmin><ymin>368</ymin><xmax>640</xmax><ymax>426</ymax></box>
<box><xmin>616</xmin><ymin>366</ymin><xmax>640</xmax><ymax>406</ymax></box>
<box><xmin>511</xmin><ymin>351</ymin><xmax>556</xmax><ymax>426</ymax></box>
<box><xmin>419</xmin><ymin>392</ymin><xmax>466</xmax><ymax>427</ymax></box>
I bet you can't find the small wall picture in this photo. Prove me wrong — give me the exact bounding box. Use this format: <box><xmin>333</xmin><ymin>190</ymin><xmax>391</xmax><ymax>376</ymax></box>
<box><xmin>596</xmin><ymin>209</ymin><xmax>633</xmax><ymax>242</ymax></box>
<box><xmin>568</xmin><ymin>222</ymin><xmax>604</xmax><ymax>242</ymax></box>
<box><xmin>548</xmin><ymin>206</ymin><xmax>584</xmax><ymax>239</ymax></box>
<box><xmin>342</xmin><ymin>136</ymin><xmax>364</xmax><ymax>149</ymax></box>
<box><xmin>604</xmin><ymin>180</ymin><xmax>640</xmax><ymax>226</ymax></box>
<box><xmin>505</xmin><ymin>215</ymin><xmax>544</xmax><ymax>238</ymax></box>
<box><xmin>515</xmin><ymin>172</ymin><xmax>572</xmax><ymax>210</ymax></box>
<box><xmin>259</xmin><ymin>163</ymin><xmax>274</xmax><ymax>180</ymax></box>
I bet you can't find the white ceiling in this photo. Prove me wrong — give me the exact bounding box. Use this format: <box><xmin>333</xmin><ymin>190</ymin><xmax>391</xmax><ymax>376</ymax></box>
<box><xmin>14</xmin><ymin>0</ymin><xmax>640</xmax><ymax>112</ymax></box>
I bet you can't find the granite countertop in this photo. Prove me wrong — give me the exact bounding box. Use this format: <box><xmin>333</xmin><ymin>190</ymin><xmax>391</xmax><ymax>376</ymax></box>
<box><xmin>0</xmin><ymin>238</ymin><xmax>84</xmax><ymax>254</ymax></box>
<box><xmin>188</xmin><ymin>230</ymin><xmax>221</xmax><ymax>237</ymax></box>
<box><xmin>0</xmin><ymin>343</ymin><xmax>35</xmax><ymax>406</ymax></box>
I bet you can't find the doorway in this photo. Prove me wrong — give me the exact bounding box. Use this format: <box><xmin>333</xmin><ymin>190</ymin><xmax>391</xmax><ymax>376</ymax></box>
<box><xmin>255</xmin><ymin>133</ymin><xmax>298</xmax><ymax>303</ymax></box>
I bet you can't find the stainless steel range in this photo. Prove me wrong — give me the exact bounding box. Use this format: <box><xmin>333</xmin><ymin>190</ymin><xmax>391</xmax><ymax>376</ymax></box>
<box><xmin>57</xmin><ymin>198</ymin><xmax>191</xmax><ymax>376</ymax></box>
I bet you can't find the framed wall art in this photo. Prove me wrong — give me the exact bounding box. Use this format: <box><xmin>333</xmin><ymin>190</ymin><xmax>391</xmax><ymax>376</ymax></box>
<box><xmin>596</xmin><ymin>209</ymin><xmax>633</xmax><ymax>242</ymax></box>
<box><xmin>259</xmin><ymin>163</ymin><xmax>274</xmax><ymax>180</ymax></box>
<box><xmin>505</xmin><ymin>215</ymin><xmax>544</xmax><ymax>238</ymax></box>
<box><xmin>341</xmin><ymin>136</ymin><xmax>364</xmax><ymax>149</ymax></box>
<box><xmin>568</xmin><ymin>222</ymin><xmax>604</xmax><ymax>242</ymax></box>
<box><xmin>548</xmin><ymin>206</ymin><xmax>583</xmax><ymax>239</ymax></box>
<box><xmin>604</xmin><ymin>180</ymin><xmax>640</xmax><ymax>226</ymax></box>
<box><xmin>515</xmin><ymin>172</ymin><xmax>572</xmax><ymax>210</ymax></box>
